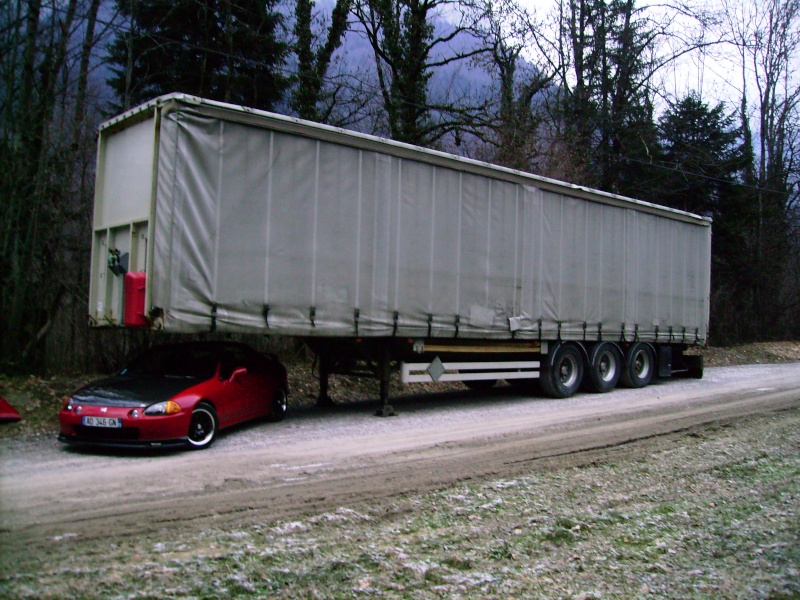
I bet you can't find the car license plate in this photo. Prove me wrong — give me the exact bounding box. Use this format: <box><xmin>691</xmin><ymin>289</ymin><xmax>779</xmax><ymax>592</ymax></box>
<box><xmin>82</xmin><ymin>416</ymin><xmax>122</xmax><ymax>428</ymax></box>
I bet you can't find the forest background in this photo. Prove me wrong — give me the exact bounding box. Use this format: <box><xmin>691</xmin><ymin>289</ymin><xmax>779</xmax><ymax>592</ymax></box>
<box><xmin>1</xmin><ymin>0</ymin><xmax>798</xmax><ymax>373</ymax></box>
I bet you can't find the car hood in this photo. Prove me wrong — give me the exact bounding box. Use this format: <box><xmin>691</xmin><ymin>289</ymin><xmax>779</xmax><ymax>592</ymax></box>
<box><xmin>70</xmin><ymin>376</ymin><xmax>202</xmax><ymax>408</ymax></box>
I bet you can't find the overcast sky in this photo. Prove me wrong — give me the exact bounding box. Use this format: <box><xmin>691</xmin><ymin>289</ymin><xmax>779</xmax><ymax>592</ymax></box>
<box><xmin>511</xmin><ymin>0</ymin><xmax>749</xmax><ymax>113</ymax></box>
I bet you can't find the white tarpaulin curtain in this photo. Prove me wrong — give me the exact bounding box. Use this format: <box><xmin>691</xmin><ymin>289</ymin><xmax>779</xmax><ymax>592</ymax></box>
<box><xmin>151</xmin><ymin>104</ymin><xmax>711</xmax><ymax>343</ymax></box>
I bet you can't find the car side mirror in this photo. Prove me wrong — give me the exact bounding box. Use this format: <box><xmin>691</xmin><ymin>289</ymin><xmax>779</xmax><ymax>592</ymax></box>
<box><xmin>229</xmin><ymin>367</ymin><xmax>248</xmax><ymax>383</ymax></box>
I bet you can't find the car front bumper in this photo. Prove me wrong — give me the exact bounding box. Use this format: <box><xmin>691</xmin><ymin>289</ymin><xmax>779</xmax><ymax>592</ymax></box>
<box><xmin>59</xmin><ymin>405</ymin><xmax>193</xmax><ymax>449</ymax></box>
<box><xmin>57</xmin><ymin>432</ymin><xmax>189</xmax><ymax>449</ymax></box>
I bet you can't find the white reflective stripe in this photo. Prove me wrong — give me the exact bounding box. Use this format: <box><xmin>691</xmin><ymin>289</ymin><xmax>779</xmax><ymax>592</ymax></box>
<box><xmin>401</xmin><ymin>361</ymin><xmax>540</xmax><ymax>384</ymax></box>
<box><xmin>405</xmin><ymin>360</ymin><xmax>539</xmax><ymax>370</ymax></box>
<box><xmin>402</xmin><ymin>370</ymin><xmax>540</xmax><ymax>384</ymax></box>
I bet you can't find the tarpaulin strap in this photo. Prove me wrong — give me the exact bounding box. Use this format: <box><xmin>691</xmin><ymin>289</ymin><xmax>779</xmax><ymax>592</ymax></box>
<box><xmin>354</xmin><ymin>308</ymin><xmax>360</xmax><ymax>336</ymax></box>
<box><xmin>392</xmin><ymin>311</ymin><xmax>399</xmax><ymax>336</ymax></box>
<box><xmin>454</xmin><ymin>315</ymin><xmax>460</xmax><ymax>338</ymax></box>
<box><xmin>310</xmin><ymin>306</ymin><xmax>316</xmax><ymax>328</ymax></box>
<box><xmin>263</xmin><ymin>304</ymin><xmax>270</xmax><ymax>328</ymax></box>
<box><xmin>210</xmin><ymin>303</ymin><xmax>218</xmax><ymax>332</ymax></box>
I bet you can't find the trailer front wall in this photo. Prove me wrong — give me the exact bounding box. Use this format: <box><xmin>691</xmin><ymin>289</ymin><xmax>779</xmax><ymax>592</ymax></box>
<box><xmin>90</xmin><ymin>118</ymin><xmax>156</xmax><ymax>325</ymax></box>
<box><xmin>151</xmin><ymin>107</ymin><xmax>710</xmax><ymax>344</ymax></box>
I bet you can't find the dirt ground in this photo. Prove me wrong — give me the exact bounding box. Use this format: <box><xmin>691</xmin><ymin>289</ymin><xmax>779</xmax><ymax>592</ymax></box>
<box><xmin>695</xmin><ymin>340</ymin><xmax>800</xmax><ymax>366</ymax></box>
<box><xmin>1</xmin><ymin>342</ymin><xmax>800</xmax><ymax>582</ymax></box>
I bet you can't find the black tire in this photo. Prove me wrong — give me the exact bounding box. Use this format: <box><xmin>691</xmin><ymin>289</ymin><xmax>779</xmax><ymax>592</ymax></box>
<box><xmin>187</xmin><ymin>402</ymin><xmax>218</xmax><ymax>450</ymax></box>
<box><xmin>620</xmin><ymin>342</ymin><xmax>656</xmax><ymax>388</ymax></box>
<box><xmin>464</xmin><ymin>379</ymin><xmax>497</xmax><ymax>391</ymax></box>
<box><xmin>266</xmin><ymin>387</ymin><xmax>288</xmax><ymax>422</ymax></box>
<box><xmin>584</xmin><ymin>343</ymin><xmax>622</xmax><ymax>393</ymax></box>
<box><xmin>540</xmin><ymin>343</ymin><xmax>584</xmax><ymax>399</ymax></box>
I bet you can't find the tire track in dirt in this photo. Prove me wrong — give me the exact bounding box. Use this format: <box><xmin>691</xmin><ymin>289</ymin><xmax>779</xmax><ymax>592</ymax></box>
<box><xmin>2</xmin><ymin>364</ymin><xmax>799</xmax><ymax>571</ymax></box>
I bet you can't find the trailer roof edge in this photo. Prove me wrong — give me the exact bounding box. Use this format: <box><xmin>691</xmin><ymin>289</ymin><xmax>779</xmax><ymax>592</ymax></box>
<box><xmin>100</xmin><ymin>93</ymin><xmax>712</xmax><ymax>227</ymax></box>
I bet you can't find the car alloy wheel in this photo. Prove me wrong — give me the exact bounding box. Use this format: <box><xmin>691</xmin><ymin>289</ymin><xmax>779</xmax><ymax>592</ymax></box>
<box><xmin>187</xmin><ymin>403</ymin><xmax>218</xmax><ymax>449</ymax></box>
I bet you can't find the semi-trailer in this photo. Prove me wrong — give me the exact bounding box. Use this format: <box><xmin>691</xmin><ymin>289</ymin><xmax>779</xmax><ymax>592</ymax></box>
<box><xmin>90</xmin><ymin>93</ymin><xmax>710</xmax><ymax>414</ymax></box>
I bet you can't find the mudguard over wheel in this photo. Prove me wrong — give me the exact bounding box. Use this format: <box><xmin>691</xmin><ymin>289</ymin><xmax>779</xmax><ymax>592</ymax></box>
<box><xmin>266</xmin><ymin>387</ymin><xmax>288</xmax><ymax>422</ymax></box>
<box><xmin>187</xmin><ymin>402</ymin><xmax>218</xmax><ymax>449</ymax></box>
<box><xmin>585</xmin><ymin>343</ymin><xmax>622</xmax><ymax>393</ymax></box>
<box><xmin>620</xmin><ymin>342</ymin><xmax>656</xmax><ymax>388</ymax></box>
<box><xmin>540</xmin><ymin>343</ymin><xmax>584</xmax><ymax>399</ymax></box>
<box><xmin>683</xmin><ymin>354</ymin><xmax>704</xmax><ymax>379</ymax></box>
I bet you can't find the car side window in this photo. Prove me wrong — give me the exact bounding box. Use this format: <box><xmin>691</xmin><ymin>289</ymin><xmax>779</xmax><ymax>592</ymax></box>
<box><xmin>219</xmin><ymin>348</ymin><xmax>251</xmax><ymax>380</ymax></box>
<box><xmin>186</xmin><ymin>350</ymin><xmax>218</xmax><ymax>379</ymax></box>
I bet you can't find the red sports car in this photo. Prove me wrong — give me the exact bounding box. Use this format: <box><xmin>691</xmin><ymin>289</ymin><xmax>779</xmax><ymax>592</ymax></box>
<box><xmin>59</xmin><ymin>341</ymin><xmax>288</xmax><ymax>450</ymax></box>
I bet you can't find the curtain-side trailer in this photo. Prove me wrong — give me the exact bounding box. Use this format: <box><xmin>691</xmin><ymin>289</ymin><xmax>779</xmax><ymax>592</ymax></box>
<box><xmin>91</xmin><ymin>94</ymin><xmax>710</xmax><ymax>414</ymax></box>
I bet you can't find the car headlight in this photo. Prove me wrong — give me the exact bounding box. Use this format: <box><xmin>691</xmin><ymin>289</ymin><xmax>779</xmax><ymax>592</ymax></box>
<box><xmin>62</xmin><ymin>397</ymin><xmax>80</xmax><ymax>413</ymax></box>
<box><xmin>144</xmin><ymin>400</ymin><xmax>182</xmax><ymax>416</ymax></box>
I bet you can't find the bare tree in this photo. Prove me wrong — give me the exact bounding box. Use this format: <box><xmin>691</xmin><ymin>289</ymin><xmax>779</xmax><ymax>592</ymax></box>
<box><xmin>468</xmin><ymin>0</ymin><xmax>554</xmax><ymax>171</ymax></box>
<box><xmin>517</xmin><ymin>0</ymin><xmax>715</xmax><ymax>192</ymax></box>
<box><xmin>0</xmin><ymin>0</ymin><xmax>109</xmax><ymax>371</ymax></box>
<box><xmin>352</xmin><ymin>0</ymin><xmax>489</xmax><ymax>145</ymax></box>
<box><xmin>722</xmin><ymin>0</ymin><xmax>800</xmax><ymax>339</ymax></box>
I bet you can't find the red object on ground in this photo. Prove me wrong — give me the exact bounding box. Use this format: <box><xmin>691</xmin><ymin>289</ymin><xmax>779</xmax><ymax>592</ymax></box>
<box><xmin>123</xmin><ymin>272</ymin><xmax>149</xmax><ymax>327</ymax></box>
<box><xmin>0</xmin><ymin>397</ymin><xmax>22</xmax><ymax>424</ymax></box>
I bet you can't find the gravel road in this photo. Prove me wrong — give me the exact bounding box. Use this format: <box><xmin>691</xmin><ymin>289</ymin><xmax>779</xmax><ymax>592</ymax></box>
<box><xmin>2</xmin><ymin>363</ymin><xmax>799</xmax><ymax>571</ymax></box>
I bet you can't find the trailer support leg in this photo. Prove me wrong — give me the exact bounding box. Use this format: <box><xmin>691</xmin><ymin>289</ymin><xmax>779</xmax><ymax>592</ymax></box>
<box><xmin>316</xmin><ymin>354</ymin><xmax>336</xmax><ymax>408</ymax></box>
<box><xmin>375</xmin><ymin>349</ymin><xmax>395</xmax><ymax>417</ymax></box>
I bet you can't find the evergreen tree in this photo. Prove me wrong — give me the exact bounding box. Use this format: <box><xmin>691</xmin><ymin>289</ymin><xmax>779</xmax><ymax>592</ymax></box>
<box><xmin>554</xmin><ymin>0</ymin><xmax>661</xmax><ymax>194</ymax></box>
<box><xmin>292</xmin><ymin>0</ymin><xmax>352</xmax><ymax>122</ymax></box>
<box><xmin>108</xmin><ymin>0</ymin><xmax>289</xmax><ymax>111</ymax></box>
<box><xmin>658</xmin><ymin>94</ymin><xmax>745</xmax><ymax>216</ymax></box>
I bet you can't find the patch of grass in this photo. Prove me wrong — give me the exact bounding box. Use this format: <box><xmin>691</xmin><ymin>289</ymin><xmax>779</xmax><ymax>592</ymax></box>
<box><xmin>2</xmin><ymin>410</ymin><xmax>800</xmax><ymax>599</ymax></box>
<box><xmin>442</xmin><ymin>556</ymin><xmax>473</xmax><ymax>570</ymax></box>
<box><xmin>0</xmin><ymin>374</ymin><xmax>96</xmax><ymax>438</ymax></box>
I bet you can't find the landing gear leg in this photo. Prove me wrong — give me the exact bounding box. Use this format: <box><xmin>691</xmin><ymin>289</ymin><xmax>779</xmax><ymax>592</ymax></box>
<box><xmin>316</xmin><ymin>353</ymin><xmax>336</xmax><ymax>408</ymax></box>
<box><xmin>375</xmin><ymin>348</ymin><xmax>395</xmax><ymax>417</ymax></box>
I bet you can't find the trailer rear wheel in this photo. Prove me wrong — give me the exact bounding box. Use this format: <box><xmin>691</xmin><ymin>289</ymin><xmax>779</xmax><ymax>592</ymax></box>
<box><xmin>541</xmin><ymin>344</ymin><xmax>584</xmax><ymax>398</ymax></box>
<box><xmin>585</xmin><ymin>343</ymin><xmax>622</xmax><ymax>393</ymax></box>
<box><xmin>620</xmin><ymin>343</ymin><xmax>655</xmax><ymax>388</ymax></box>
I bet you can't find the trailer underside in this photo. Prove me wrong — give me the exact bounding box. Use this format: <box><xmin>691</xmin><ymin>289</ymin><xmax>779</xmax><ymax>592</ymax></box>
<box><xmin>304</xmin><ymin>337</ymin><xmax>704</xmax><ymax>416</ymax></box>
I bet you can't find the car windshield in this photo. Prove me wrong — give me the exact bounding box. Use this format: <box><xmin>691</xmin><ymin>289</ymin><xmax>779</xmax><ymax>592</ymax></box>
<box><xmin>122</xmin><ymin>346</ymin><xmax>218</xmax><ymax>379</ymax></box>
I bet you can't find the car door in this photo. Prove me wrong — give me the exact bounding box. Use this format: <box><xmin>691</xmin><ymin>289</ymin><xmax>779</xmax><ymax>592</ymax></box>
<box><xmin>216</xmin><ymin>347</ymin><xmax>269</xmax><ymax>425</ymax></box>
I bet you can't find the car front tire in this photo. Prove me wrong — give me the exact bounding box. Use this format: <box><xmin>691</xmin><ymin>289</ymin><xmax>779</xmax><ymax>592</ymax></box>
<box><xmin>187</xmin><ymin>402</ymin><xmax>218</xmax><ymax>449</ymax></box>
